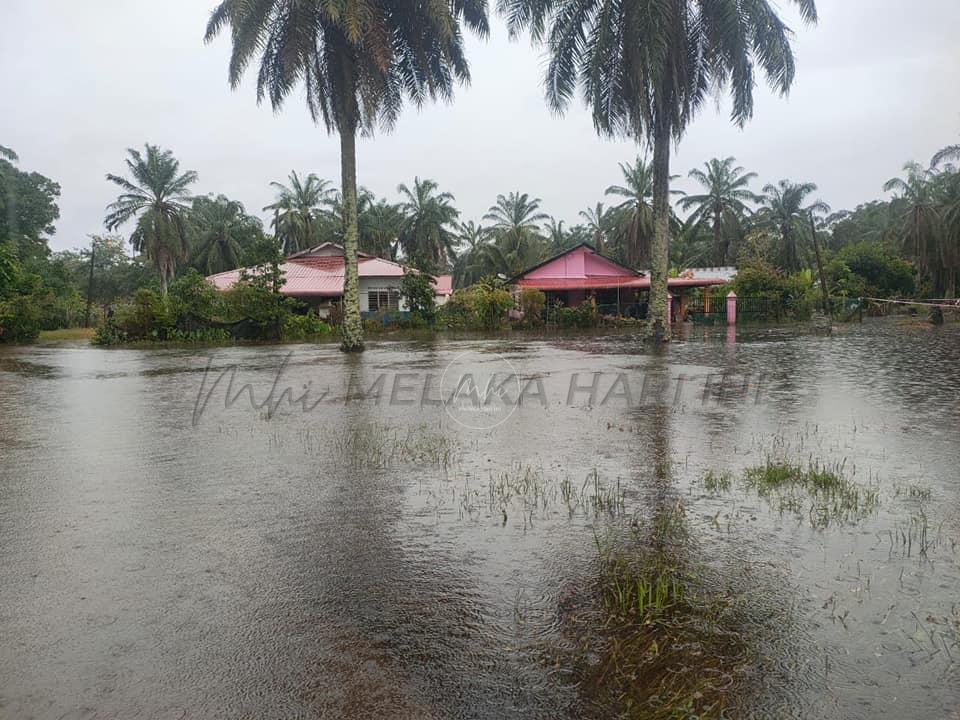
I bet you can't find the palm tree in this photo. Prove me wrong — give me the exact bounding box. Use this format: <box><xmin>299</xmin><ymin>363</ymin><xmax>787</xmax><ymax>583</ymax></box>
<box><xmin>500</xmin><ymin>0</ymin><xmax>818</xmax><ymax>339</ymax></box>
<box><xmin>679</xmin><ymin>157</ymin><xmax>758</xmax><ymax>265</ymax></box>
<box><xmin>543</xmin><ymin>218</ymin><xmax>571</xmax><ymax>254</ymax></box>
<box><xmin>578</xmin><ymin>203</ymin><xmax>610</xmax><ymax>254</ymax></box>
<box><xmin>485</xmin><ymin>192</ymin><xmax>549</xmax><ymax>246</ymax></box>
<box><xmin>190</xmin><ymin>194</ymin><xmax>263</xmax><ymax>275</ymax></box>
<box><xmin>397</xmin><ymin>178</ymin><xmax>460</xmax><ymax>271</ymax></box>
<box><xmin>759</xmin><ymin>180</ymin><xmax>830</xmax><ymax>273</ymax></box>
<box><xmin>605</xmin><ymin>156</ymin><xmax>683</xmax><ymax>268</ymax></box>
<box><xmin>104</xmin><ymin>144</ymin><xmax>197</xmax><ymax>294</ymax></box>
<box><xmin>206</xmin><ymin>0</ymin><xmax>489</xmax><ymax>352</ymax></box>
<box><xmin>481</xmin><ymin>192</ymin><xmax>551</xmax><ymax>277</ymax></box>
<box><xmin>360</xmin><ymin>198</ymin><xmax>404</xmax><ymax>260</ymax></box>
<box><xmin>263</xmin><ymin>171</ymin><xmax>335</xmax><ymax>254</ymax></box>
<box><xmin>884</xmin><ymin>162</ymin><xmax>952</xmax><ymax>295</ymax></box>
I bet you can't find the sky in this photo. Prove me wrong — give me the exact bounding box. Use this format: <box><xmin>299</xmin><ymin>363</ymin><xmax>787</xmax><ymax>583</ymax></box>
<box><xmin>2</xmin><ymin>1</ymin><xmax>959</xmax><ymax>252</ymax></box>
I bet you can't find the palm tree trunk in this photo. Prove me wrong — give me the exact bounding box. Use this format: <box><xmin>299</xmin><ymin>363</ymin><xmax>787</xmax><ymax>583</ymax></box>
<box><xmin>713</xmin><ymin>206</ymin><xmax>722</xmax><ymax>265</ymax></box>
<box><xmin>809</xmin><ymin>213</ymin><xmax>830</xmax><ymax>316</ymax></box>
<box><xmin>340</xmin><ymin>125</ymin><xmax>365</xmax><ymax>352</ymax></box>
<box><xmin>648</xmin><ymin>121</ymin><xmax>672</xmax><ymax>342</ymax></box>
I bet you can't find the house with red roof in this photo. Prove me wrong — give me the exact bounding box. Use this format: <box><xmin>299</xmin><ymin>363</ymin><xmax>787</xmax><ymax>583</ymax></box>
<box><xmin>207</xmin><ymin>243</ymin><xmax>453</xmax><ymax>317</ymax></box>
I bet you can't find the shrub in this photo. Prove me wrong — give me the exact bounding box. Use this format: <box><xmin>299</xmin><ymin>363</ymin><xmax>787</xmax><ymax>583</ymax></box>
<box><xmin>0</xmin><ymin>296</ymin><xmax>44</xmax><ymax>342</ymax></box>
<box><xmin>519</xmin><ymin>287</ymin><xmax>546</xmax><ymax>323</ymax></box>
<box><xmin>400</xmin><ymin>272</ymin><xmax>437</xmax><ymax>326</ymax></box>
<box><xmin>465</xmin><ymin>278</ymin><xmax>513</xmax><ymax>330</ymax></box>
<box><xmin>826</xmin><ymin>241</ymin><xmax>915</xmax><ymax>298</ymax></box>
<box><xmin>281</xmin><ymin>311</ymin><xmax>334</xmax><ymax>340</ymax></box>
<box><xmin>554</xmin><ymin>299</ymin><xmax>599</xmax><ymax>328</ymax></box>
<box><xmin>731</xmin><ymin>262</ymin><xmax>815</xmax><ymax>321</ymax></box>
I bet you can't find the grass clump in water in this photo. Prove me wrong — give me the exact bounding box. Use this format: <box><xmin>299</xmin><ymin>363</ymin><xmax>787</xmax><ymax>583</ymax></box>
<box><xmin>743</xmin><ymin>459</ymin><xmax>879</xmax><ymax>528</ymax></box>
<box><xmin>332</xmin><ymin>422</ymin><xmax>460</xmax><ymax>470</ymax></box>
<box><xmin>563</xmin><ymin>501</ymin><xmax>764</xmax><ymax>719</ymax></box>
<box><xmin>702</xmin><ymin>470</ymin><xmax>732</xmax><ymax>494</ymax></box>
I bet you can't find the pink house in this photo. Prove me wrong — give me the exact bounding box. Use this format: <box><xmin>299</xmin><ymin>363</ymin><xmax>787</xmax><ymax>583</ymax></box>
<box><xmin>512</xmin><ymin>243</ymin><xmax>731</xmax><ymax>320</ymax></box>
<box><xmin>207</xmin><ymin>243</ymin><xmax>453</xmax><ymax>317</ymax></box>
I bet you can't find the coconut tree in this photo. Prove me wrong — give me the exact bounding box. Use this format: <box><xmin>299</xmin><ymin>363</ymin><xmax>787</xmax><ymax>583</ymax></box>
<box><xmin>679</xmin><ymin>157</ymin><xmax>758</xmax><ymax>265</ymax></box>
<box><xmin>189</xmin><ymin>194</ymin><xmax>263</xmax><ymax>275</ymax></box>
<box><xmin>397</xmin><ymin>178</ymin><xmax>460</xmax><ymax>270</ymax></box>
<box><xmin>104</xmin><ymin>144</ymin><xmax>197</xmax><ymax>294</ymax></box>
<box><xmin>206</xmin><ymin>0</ymin><xmax>489</xmax><ymax>352</ymax></box>
<box><xmin>759</xmin><ymin>180</ymin><xmax>830</xmax><ymax>274</ymax></box>
<box><xmin>263</xmin><ymin>171</ymin><xmax>335</xmax><ymax>254</ymax></box>
<box><xmin>500</xmin><ymin>0</ymin><xmax>818</xmax><ymax>339</ymax></box>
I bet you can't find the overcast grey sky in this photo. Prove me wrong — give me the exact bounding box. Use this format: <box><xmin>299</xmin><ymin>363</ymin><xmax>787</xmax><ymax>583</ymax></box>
<box><xmin>2</xmin><ymin>1</ymin><xmax>958</xmax><ymax>252</ymax></box>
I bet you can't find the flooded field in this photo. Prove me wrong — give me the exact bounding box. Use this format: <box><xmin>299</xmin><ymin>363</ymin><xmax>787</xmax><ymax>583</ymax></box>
<box><xmin>1</xmin><ymin>319</ymin><xmax>958</xmax><ymax>719</ymax></box>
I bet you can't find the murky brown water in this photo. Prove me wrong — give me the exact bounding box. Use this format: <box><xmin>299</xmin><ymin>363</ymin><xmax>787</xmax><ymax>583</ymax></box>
<box><xmin>1</xmin><ymin>319</ymin><xmax>958</xmax><ymax>719</ymax></box>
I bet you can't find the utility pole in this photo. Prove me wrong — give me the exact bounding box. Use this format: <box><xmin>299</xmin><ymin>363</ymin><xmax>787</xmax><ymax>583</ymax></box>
<box><xmin>84</xmin><ymin>240</ymin><xmax>96</xmax><ymax>328</ymax></box>
<box><xmin>809</xmin><ymin>213</ymin><xmax>831</xmax><ymax>317</ymax></box>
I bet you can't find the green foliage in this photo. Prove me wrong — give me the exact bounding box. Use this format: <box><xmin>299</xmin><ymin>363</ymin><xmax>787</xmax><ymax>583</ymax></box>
<box><xmin>0</xmin><ymin>151</ymin><xmax>61</xmax><ymax>262</ymax></box>
<box><xmin>400</xmin><ymin>271</ymin><xmax>437</xmax><ymax>325</ymax></box>
<box><xmin>281</xmin><ymin>312</ymin><xmax>334</xmax><ymax>340</ymax></box>
<box><xmin>553</xmin><ymin>299</ymin><xmax>600</xmax><ymax>328</ymax></box>
<box><xmin>397</xmin><ymin>178</ymin><xmax>460</xmax><ymax>271</ymax></box>
<box><xmin>826</xmin><ymin>241</ymin><xmax>915</xmax><ymax>298</ymax></box>
<box><xmin>731</xmin><ymin>262</ymin><xmax>814</xmax><ymax>321</ymax></box>
<box><xmin>104</xmin><ymin>144</ymin><xmax>198</xmax><ymax>293</ymax></box>
<box><xmin>465</xmin><ymin>278</ymin><xmax>514</xmax><ymax>330</ymax></box>
<box><xmin>437</xmin><ymin>278</ymin><xmax>513</xmax><ymax>330</ymax></box>
<box><xmin>519</xmin><ymin>287</ymin><xmax>546</xmax><ymax>322</ymax></box>
<box><xmin>188</xmin><ymin>194</ymin><xmax>265</xmax><ymax>274</ymax></box>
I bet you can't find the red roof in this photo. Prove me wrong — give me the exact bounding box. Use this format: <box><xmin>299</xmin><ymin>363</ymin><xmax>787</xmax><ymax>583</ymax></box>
<box><xmin>207</xmin><ymin>244</ymin><xmax>434</xmax><ymax>297</ymax></box>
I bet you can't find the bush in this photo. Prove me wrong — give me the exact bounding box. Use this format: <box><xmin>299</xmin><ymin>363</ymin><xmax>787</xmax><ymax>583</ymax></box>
<box><xmin>519</xmin><ymin>287</ymin><xmax>546</xmax><ymax>324</ymax></box>
<box><xmin>554</xmin><ymin>299</ymin><xmax>599</xmax><ymax>328</ymax></box>
<box><xmin>168</xmin><ymin>269</ymin><xmax>222</xmax><ymax>321</ymax></box>
<box><xmin>826</xmin><ymin>241</ymin><xmax>915</xmax><ymax>298</ymax></box>
<box><xmin>465</xmin><ymin>278</ymin><xmax>513</xmax><ymax>330</ymax></box>
<box><xmin>731</xmin><ymin>262</ymin><xmax>815</xmax><ymax>321</ymax></box>
<box><xmin>400</xmin><ymin>272</ymin><xmax>437</xmax><ymax>326</ymax></box>
<box><xmin>0</xmin><ymin>296</ymin><xmax>43</xmax><ymax>342</ymax></box>
<box><xmin>281</xmin><ymin>311</ymin><xmax>334</xmax><ymax>340</ymax></box>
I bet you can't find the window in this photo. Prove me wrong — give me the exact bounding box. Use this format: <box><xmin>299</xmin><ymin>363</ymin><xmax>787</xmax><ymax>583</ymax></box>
<box><xmin>368</xmin><ymin>289</ymin><xmax>399</xmax><ymax>312</ymax></box>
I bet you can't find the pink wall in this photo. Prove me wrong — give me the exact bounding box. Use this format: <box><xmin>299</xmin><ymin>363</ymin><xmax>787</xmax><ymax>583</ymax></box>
<box><xmin>525</xmin><ymin>246</ymin><xmax>636</xmax><ymax>280</ymax></box>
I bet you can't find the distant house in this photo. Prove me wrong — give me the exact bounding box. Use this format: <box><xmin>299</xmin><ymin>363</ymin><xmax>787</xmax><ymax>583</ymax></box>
<box><xmin>207</xmin><ymin>243</ymin><xmax>452</xmax><ymax>317</ymax></box>
<box><xmin>510</xmin><ymin>243</ymin><xmax>734</xmax><ymax>319</ymax></box>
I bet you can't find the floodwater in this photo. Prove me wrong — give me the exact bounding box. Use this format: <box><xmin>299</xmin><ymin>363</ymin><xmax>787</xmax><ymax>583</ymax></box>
<box><xmin>1</xmin><ymin>319</ymin><xmax>958</xmax><ymax>719</ymax></box>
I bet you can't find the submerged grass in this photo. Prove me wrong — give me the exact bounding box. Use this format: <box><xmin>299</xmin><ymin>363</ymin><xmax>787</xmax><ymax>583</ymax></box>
<box><xmin>331</xmin><ymin>422</ymin><xmax>460</xmax><ymax>470</ymax></box>
<box><xmin>562</xmin><ymin>500</ymin><xmax>770</xmax><ymax>720</ymax></box>
<box><xmin>742</xmin><ymin>459</ymin><xmax>880</xmax><ymax>528</ymax></box>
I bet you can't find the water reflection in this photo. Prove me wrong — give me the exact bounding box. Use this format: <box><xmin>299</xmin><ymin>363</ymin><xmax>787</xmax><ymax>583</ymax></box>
<box><xmin>0</xmin><ymin>320</ymin><xmax>958</xmax><ymax>719</ymax></box>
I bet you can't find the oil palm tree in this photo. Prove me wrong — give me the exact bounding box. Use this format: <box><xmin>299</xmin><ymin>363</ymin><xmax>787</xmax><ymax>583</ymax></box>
<box><xmin>679</xmin><ymin>157</ymin><xmax>758</xmax><ymax>265</ymax></box>
<box><xmin>190</xmin><ymin>194</ymin><xmax>264</xmax><ymax>275</ymax></box>
<box><xmin>884</xmin><ymin>162</ymin><xmax>953</xmax><ymax>295</ymax></box>
<box><xmin>484</xmin><ymin>192</ymin><xmax>549</xmax><ymax>252</ymax></box>
<box><xmin>579</xmin><ymin>203</ymin><xmax>610</xmax><ymax>254</ymax></box>
<box><xmin>605</xmin><ymin>156</ymin><xmax>683</xmax><ymax>268</ymax></box>
<box><xmin>543</xmin><ymin>217</ymin><xmax>571</xmax><ymax>253</ymax></box>
<box><xmin>759</xmin><ymin>180</ymin><xmax>830</xmax><ymax>273</ymax></box>
<box><xmin>397</xmin><ymin>178</ymin><xmax>460</xmax><ymax>271</ymax></box>
<box><xmin>360</xmin><ymin>198</ymin><xmax>404</xmax><ymax>260</ymax></box>
<box><xmin>206</xmin><ymin>0</ymin><xmax>489</xmax><ymax>351</ymax></box>
<box><xmin>263</xmin><ymin>171</ymin><xmax>335</xmax><ymax>254</ymax></box>
<box><xmin>104</xmin><ymin>144</ymin><xmax>197</xmax><ymax>294</ymax></box>
<box><xmin>500</xmin><ymin>0</ymin><xmax>818</xmax><ymax>339</ymax></box>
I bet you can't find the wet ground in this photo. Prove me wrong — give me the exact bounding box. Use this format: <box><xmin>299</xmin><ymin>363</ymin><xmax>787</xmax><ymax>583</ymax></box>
<box><xmin>0</xmin><ymin>319</ymin><xmax>958</xmax><ymax>719</ymax></box>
